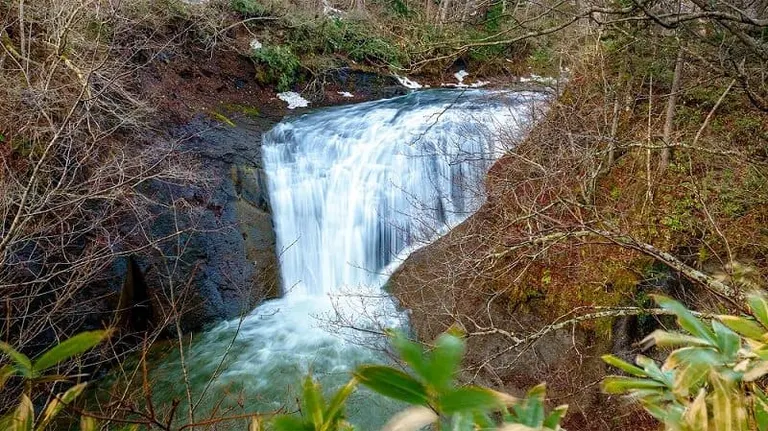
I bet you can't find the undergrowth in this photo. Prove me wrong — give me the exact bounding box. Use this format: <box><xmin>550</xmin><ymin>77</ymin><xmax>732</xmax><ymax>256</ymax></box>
<box><xmin>236</xmin><ymin>0</ymin><xmax>562</xmax><ymax>91</ymax></box>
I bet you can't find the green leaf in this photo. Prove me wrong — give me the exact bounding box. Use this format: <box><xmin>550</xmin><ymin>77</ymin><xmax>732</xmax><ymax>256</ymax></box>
<box><xmin>80</xmin><ymin>416</ymin><xmax>99</xmax><ymax>431</ymax></box>
<box><xmin>666</xmin><ymin>347</ymin><xmax>721</xmax><ymax>371</ymax></box>
<box><xmin>450</xmin><ymin>411</ymin><xmax>475</xmax><ymax>430</ymax></box>
<box><xmin>270</xmin><ymin>415</ymin><xmax>312</xmax><ymax>431</ymax></box>
<box><xmin>249</xmin><ymin>416</ymin><xmax>262</xmax><ymax>431</ymax></box>
<box><xmin>520</xmin><ymin>384</ymin><xmax>546</xmax><ymax>427</ymax></box>
<box><xmin>543</xmin><ymin>404</ymin><xmax>568</xmax><ymax>429</ymax></box>
<box><xmin>0</xmin><ymin>414</ymin><xmax>12</xmax><ymax>431</ymax></box>
<box><xmin>472</xmin><ymin>411</ymin><xmax>497</xmax><ymax>429</ymax></box>
<box><xmin>640</xmin><ymin>400</ymin><xmax>685</xmax><ymax>427</ymax></box>
<box><xmin>424</xmin><ymin>331</ymin><xmax>465</xmax><ymax>392</ymax></box>
<box><xmin>322</xmin><ymin>378</ymin><xmax>357</xmax><ymax>430</ymax></box>
<box><xmin>711</xmin><ymin>373</ymin><xmax>747</xmax><ymax>431</ymax></box>
<box><xmin>601</xmin><ymin>376</ymin><xmax>667</xmax><ymax>394</ymax></box>
<box><xmin>11</xmin><ymin>395</ymin><xmax>33</xmax><ymax>431</ymax></box>
<box><xmin>354</xmin><ymin>365</ymin><xmax>429</xmax><ymax>406</ymax></box>
<box><xmin>33</xmin><ymin>330</ymin><xmax>111</xmax><ymax>374</ymax></box>
<box><xmin>719</xmin><ymin>315</ymin><xmax>767</xmax><ymax>341</ymax></box>
<box><xmin>635</xmin><ymin>355</ymin><xmax>673</xmax><ymax>386</ymax></box>
<box><xmin>748</xmin><ymin>293</ymin><xmax>768</xmax><ymax>329</ymax></box>
<box><xmin>601</xmin><ymin>355</ymin><xmax>648</xmax><ymax>377</ymax></box>
<box><xmin>672</xmin><ymin>362</ymin><xmax>709</xmax><ymax>398</ymax></box>
<box><xmin>683</xmin><ymin>388</ymin><xmax>708</xmax><ymax>431</ymax></box>
<box><xmin>712</xmin><ymin>320</ymin><xmax>741</xmax><ymax>359</ymax></box>
<box><xmin>389</xmin><ymin>330</ymin><xmax>430</xmax><ymax>380</ymax></box>
<box><xmin>653</xmin><ymin>295</ymin><xmax>717</xmax><ymax>346</ymax></box>
<box><xmin>753</xmin><ymin>386</ymin><xmax>768</xmax><ymax>431</ymax></box>
<box><xmin>641</xmin><ymin>330</ymin><xmax>713</xmax><ymax>349</ymax></box>
<box><xmin>438</xmin><ymin>386</ymin><xmax>501</xmax><ymax>414</ymax></box>
<box><xmin>36</xmin><ymin>383</ymin><xmax>87</xmax><ymax>431</ymax></box>
<box><xmin>0</xmin><ymin>342</ymin><xmax>33</xmax><ymax>378</ymax></box>
<box><xmin>301</xmin><ymin>376</ymin><xmax>324</xmax><ymax>427</ymax></box>
<box><xmin>0</xmin><ymin>365</ymin><xmax>17</xmax><ymax>391</ymax></box>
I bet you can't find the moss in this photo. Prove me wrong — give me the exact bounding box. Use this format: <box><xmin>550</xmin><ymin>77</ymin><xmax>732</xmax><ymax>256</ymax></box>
<box><xmin>224</xmin><ymin>104</ymin><xmax>261</xmax><ymax>118</ymax></box>
<box><xmin>210</xmin><ymin>111</ymin><xmax>236</xmax><ymax>127</ymax></box>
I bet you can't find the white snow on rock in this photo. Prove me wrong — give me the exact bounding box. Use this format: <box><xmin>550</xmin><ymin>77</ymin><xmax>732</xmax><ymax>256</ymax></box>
<box><xmin>337</xmin><ymin>91</ymin><xmax>354</xmax><ymax>98</ymax></box>
<box><xmin>278</xmin><ymin>92</ymin><xmax>310</xmax><ymax>109</ymax></box>
<box><xmin>440</xmin><ymin>70</ymin><xmax>488</xmax><ymax>88</ymax></box>
<box><xmin>394</xmin><ymin>75</ymin><xmax>423</xmax><ymax>89</ymax></box>
<box><xmin>454</xmin><ymin>70</ymin><xmax>469</xmax><ymax>84</ymax></box>
<box><xmin>519</xmin><ymin>74</ymin><xmax>558</xmax><ymax>85</ymax></box>
<box><xmin>250</xmin><ymin>39</ymin><xmax>263</xmax><ymax>51</ymax></box>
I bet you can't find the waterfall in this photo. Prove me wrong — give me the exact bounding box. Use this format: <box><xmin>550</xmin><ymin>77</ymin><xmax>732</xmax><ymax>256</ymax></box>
<box><xmin>263</xmin><ymin>90</ymin><xmax>538</xmax><ymax>297</ymax></box>
<box><xmin>144</xmin><ymin>89</ymin><xmax>542</xmax><ymax>430</ymax></box>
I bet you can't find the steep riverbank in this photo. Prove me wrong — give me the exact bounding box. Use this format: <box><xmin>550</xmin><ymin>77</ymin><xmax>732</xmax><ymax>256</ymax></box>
<box><xmin>387</xmin><ymin>56</ymin><xmax>768</xmax><ymax>430</ymax></box>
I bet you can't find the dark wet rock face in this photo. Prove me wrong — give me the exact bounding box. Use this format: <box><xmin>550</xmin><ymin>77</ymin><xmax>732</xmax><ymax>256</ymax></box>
<box><xmin>329</xmin><ymin>69</ymin><xmax>407</xmax><ymax>100</ymax></box>
<box><xmin>124</xmin><ymin>116</ymin><xmax>281</xmax><ymax>333</ymax></box>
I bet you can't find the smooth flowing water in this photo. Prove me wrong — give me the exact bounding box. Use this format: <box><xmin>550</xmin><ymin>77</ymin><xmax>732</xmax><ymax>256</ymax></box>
<box><xmin>145</xmin><ymin>89</ymin><xmax>541</xmax><ymax>429</ymax></box>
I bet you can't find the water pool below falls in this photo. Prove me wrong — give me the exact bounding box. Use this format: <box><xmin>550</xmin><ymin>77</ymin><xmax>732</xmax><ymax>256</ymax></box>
<box><xmin>147</xmin><ymin>89</ymin><xmax>540</xmax><ymax>429</ymax></box>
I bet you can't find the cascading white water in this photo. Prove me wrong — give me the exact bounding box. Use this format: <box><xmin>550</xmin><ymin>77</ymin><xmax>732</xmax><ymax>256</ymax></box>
<box><xmin>144</xmin><ymin>89</ymin><xmax>541</xmax><ymax>429</ymax></box>
<box><xmin>264</xmin><ymin>90</ymin><xmax>538</xmax><ymax>298</ymax></box>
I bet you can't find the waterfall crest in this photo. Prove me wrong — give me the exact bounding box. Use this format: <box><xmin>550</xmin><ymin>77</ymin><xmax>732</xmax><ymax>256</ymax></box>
<box><xmin>263</xmin><ymin>90</ymin><xmax>538</xmax><ymax>297</ymax></box>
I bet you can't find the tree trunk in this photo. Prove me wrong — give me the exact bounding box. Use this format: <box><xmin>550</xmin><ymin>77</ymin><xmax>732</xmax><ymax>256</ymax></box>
<box><xmin>659</xmin><ymin>48</ymin><xmax>684</xmax><ymax>171</ymax></box>
<box><xmin>438</xmin><ymin>0</ymin><xmax>451</xmax><ymax>24</ymax></box>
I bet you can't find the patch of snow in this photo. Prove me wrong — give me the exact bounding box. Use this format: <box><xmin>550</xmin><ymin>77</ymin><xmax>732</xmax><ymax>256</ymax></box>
<box><xmin>337</xmin><ymin>91</ymin><xmax>354</xmax><ymax>98</ymax></box>
<box><xmin>454</xmin><ymin>70</ymin><xmax>469</xmax><ymax>84</ymax></box>
<box><xmin>471</xmin><ymin>81</ymin><xmax>490</xmax><ymax>88</ymax></box>
<box><xmin>277</xmin><ymin>92</ymin><xmax>310</xmax><ymax>109</ymax></box>
<box><xmin>519</xmin><ymin>74</ymin><xmax>558</xmax><ymax>85</ymax></box>
<box><xmin>394</xmin><ymin>75</ymin><xmax>423</xmax><ymax>89</ymax></box>
<box><xmin>250</xmin><ymin>39</ymin><xmax>263</xmax><ymax>51</ymax></box>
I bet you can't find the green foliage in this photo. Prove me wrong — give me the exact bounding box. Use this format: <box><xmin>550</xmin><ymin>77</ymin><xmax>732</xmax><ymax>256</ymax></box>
<box><xmin>484</xmin><ymin>0</ymin><xmax>504</xmax><ymax>32</ymax></box>
<box><xmin>0</xmin><ymin>330</ymin><xmax>111</xmax><ymax>382</ymax></box>
<box><xmin>291</xmin><ymin>18</ymin><xmax>403</xmax><ymax>66</ymax></box>
<box><xmin>0</xmin><ymin>330</ymin><xmax>113</xmax><ymax>431</ymax></box>
<box><xmin>528</xmin><ymin>46</ymin><xmax>554</xmax><ymax>72</ymax></box>
<box><xmin>252</xmin><ymin>45</ymin><xmax>301</xmax><ymax>91</ymax></box>
<box><xmin>388</xmin><ymin>0</ymin><xmax>412</xmax><ymax>18</ymax></box>
<box><xmin>32</xmin><ymin>331</ymin><xmax>112</xmax><ymax>376</ymax></box>
<box><xmin>602</xmin><ymin>293</ymin><xmax>768</xmax><ymax>431</ymax></box>
<box><xmin>353</xmin><ymin>329</ymin><xmax>567</xmax><ymax>430</ymax></box>
<box><xmin>232</xmin><ymin>0</ymin><xmax>274</xmax><ymax>17</ymax></box>
<box><xmin>268</xmin><ymin>377</ymin><xmax>356</xmax><ymax>431</ymax></box>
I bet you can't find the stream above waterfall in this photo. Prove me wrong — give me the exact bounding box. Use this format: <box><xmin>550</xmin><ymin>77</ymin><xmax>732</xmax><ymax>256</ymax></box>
<box><xmin>139</xmin><ymin>89</ymin><xmax>543</xmax><ymax>429</ymax></box>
